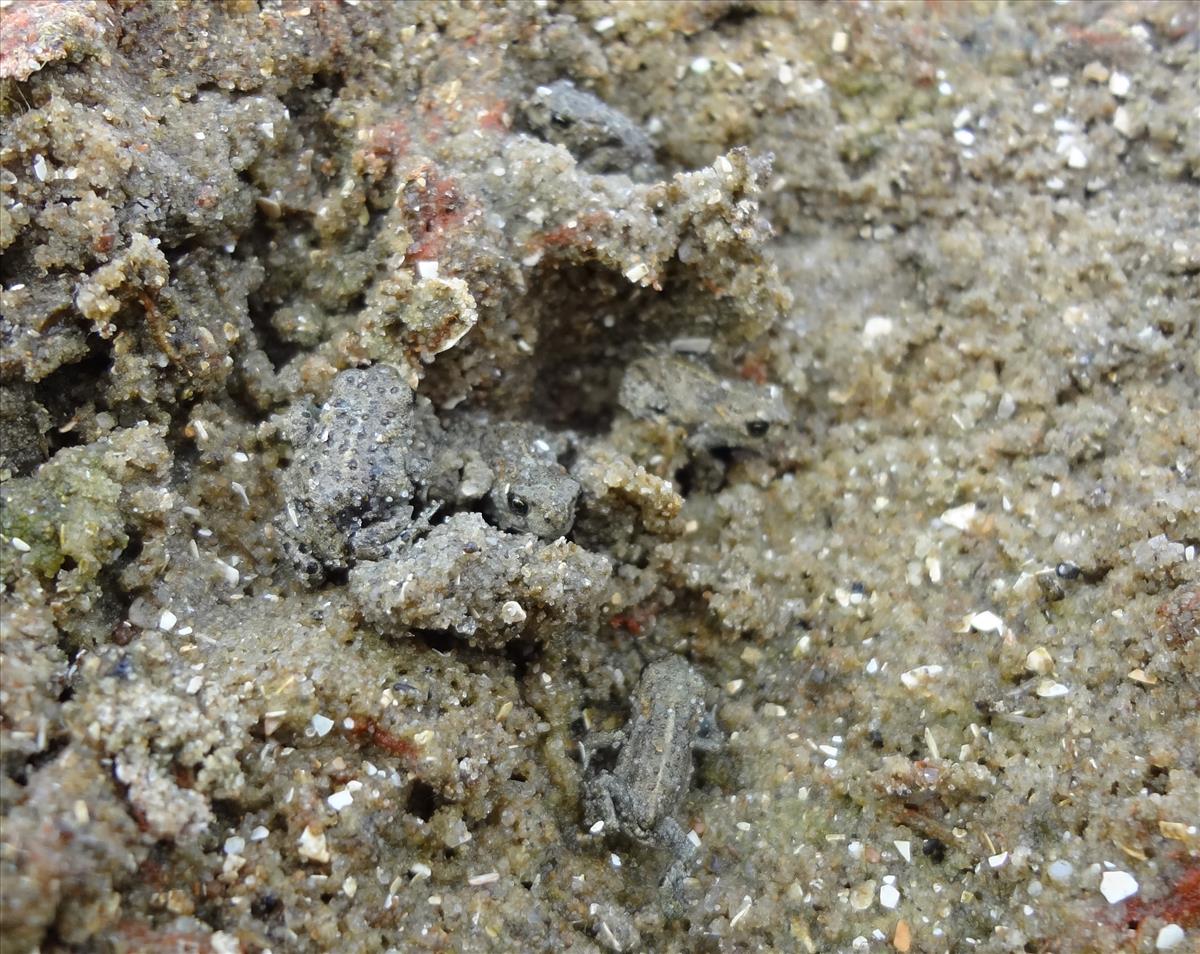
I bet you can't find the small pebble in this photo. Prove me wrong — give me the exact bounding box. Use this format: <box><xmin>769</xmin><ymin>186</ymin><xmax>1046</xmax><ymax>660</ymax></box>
<box><xmin>297</xmin><ymin>825</ymin><xmax>330</xmax><ymax>864</ymax></box>
<box><xmin>1156</xmin><ymin>924</ymin><xmax>1185</xmax><ymax>950</ymax></box>
<box><xmin>1025</xmin><ymin>647</ymin><xmax>1055</xmax><ymax>675</ymax></box>
<box><xmin>880</xmin><ymin>883</ymin><xmax>900</xmax><ymax>909</ymax></box>
<box><xmin>850</xmin><ymin>879</ymin><xmax>876</xmax><ymax>910</ymax></box>
<box><xmin>1112</xmin><ymin>106</ymin><xmax>1134</xmax><ymax>137</ymax></box>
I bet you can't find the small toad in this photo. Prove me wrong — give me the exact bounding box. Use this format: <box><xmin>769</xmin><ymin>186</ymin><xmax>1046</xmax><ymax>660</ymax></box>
<box><xmin>420</xmin><ymin>416</ymin><xmax>580</xmax><ymax>540</ymax></box>
<box><xmin>273</xmin><ymin>364</ymin><xmax>427</xmax><ymax>584</ymax></box>
<box><xmin>618</xmin><ymin>351</ymin><xmax>791</xmax><ymax>453</ymax></box>
<box><xmin>274</xmin><ymin>365</ymin><xmax>581</xmax><ymax>584</ymax></box>
<box><xmin>583</xmin><ymin>656</ymin><xmax>723</xmax><ymax>898</ymax></box>
<box><xmin>521</xmin><ymin>79</ymin><xmax>659</xmax><ymax>180</ymax></box>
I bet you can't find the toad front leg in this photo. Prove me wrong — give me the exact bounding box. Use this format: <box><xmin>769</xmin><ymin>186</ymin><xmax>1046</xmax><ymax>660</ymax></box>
<box><xmin>692</xmin><ymin>706</ymin><xmax>724</xmax><ymax>753</ymax></box>
<box><xmin>352</xmin><ymin>501</ymin><xmax>439</xmax><ymax>561</ymax></box>
<box><xmin>586</xmin><ymin>771</ymin><xmax>630</xmax><ymax>835</ymax></box>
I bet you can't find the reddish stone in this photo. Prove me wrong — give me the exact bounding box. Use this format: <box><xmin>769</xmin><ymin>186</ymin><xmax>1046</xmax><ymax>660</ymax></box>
<box><xmin>0</xmin><ymin>0</ymin><xmax>111</xmax><ymax>81</ymax></box>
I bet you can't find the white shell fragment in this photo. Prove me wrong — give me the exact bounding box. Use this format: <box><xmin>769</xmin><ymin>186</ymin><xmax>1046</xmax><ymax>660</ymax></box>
<box><xmin>939</xmin><ymin>503</ymin><xmax>978</xmax><ymax>531</ymax></box>
<box><xmin>1099</xmin><ymin>870</ymin><xmax>1139</xmax><ymax>904</ymax></box>
<box><xmin>624</xmin><ymin>262</ymin><xmax>649</xmax><ymax>283</ymax></box>
<box><xmin>1036</xmin><ymin>679</ymin><xmax>1069</xmax><ymax>699</ymax></box>
<box><xmin>900</xmin><ymin>665</ymin><xmax>944</xmax><ymax>691</ymax></box>
<box><xmin>501</xmin><ymin>600</ymin><xmax>527</xmax><ymax>625</ymax></box>
<box><xmin>213</xmin><ymin>557</ymin><xmax>240</xmax><ymax>585</ymax></box>
<box><xmin>967</xmin><ymin>611</ymin><xmax>1004</xmax><ymax>635</ymax></box>
<box><xmin>1156</xmin><ymin>924</ymin><xmax>1185</xmax><ymax>950</ymax></box>
<box><xmin>310</xmin><ymin>714</ymin><xmax>335</xmax><ymax>737</ymax></box>
<box><xmin>862</xmin><ymin>315</ymin><xmax>894</xmax><ymax>341</ymax></box>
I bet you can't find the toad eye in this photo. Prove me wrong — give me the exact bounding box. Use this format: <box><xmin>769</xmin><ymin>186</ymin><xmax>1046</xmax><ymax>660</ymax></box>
<box><xmin>746</xmin><ymin>420</ymin><xmax>770</xmax><ymax>437</ymax></box>
<box><xmin>507</xmin><ymin>490</ymin><xmax>529</xmax><ymax>516</ymax></box>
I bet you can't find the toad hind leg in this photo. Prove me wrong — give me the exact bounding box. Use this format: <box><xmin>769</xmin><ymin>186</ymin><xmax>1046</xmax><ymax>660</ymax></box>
<box><xmin>657</xmin><ymin>816</ymin><xmax>697</xmax><ymax>916</ymax></box>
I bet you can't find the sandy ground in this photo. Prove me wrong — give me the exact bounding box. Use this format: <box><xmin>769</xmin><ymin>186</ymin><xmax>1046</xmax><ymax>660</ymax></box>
<box><xmin>1</xmin><ymin>2</ymin><xmax>1197</xmax><ymax>952</ymax></box>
